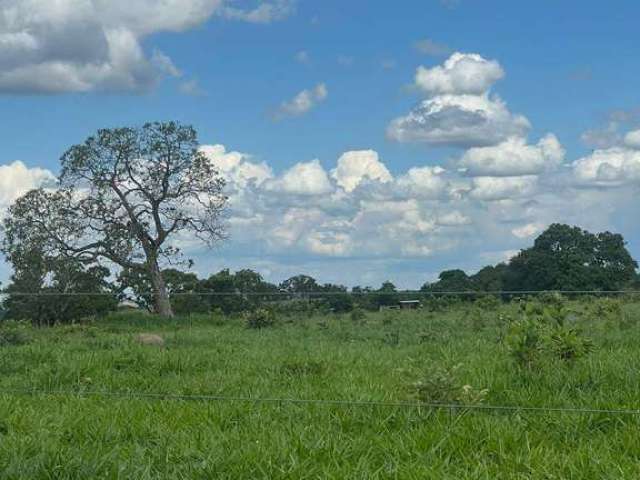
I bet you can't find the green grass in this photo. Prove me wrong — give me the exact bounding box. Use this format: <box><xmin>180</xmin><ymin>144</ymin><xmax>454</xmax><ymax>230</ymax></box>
<box><xmin>1</xmin><ymin>301</ymin><xmax>640</xmax><ymax>479</ymax></box>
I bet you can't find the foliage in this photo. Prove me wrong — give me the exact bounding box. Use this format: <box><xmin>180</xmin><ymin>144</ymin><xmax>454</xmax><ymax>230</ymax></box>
<box><xmin>506</xmin><ymin>224</ymin><xmax>637</xmax><ymax>292</ymax></box>
<box><xmin>1</xmin><ymin>248</ymin><xmax>117</xmax><ymax>326</ymax></box>
<box><xmin>350</xmin><ymin>307</ymin><xmax>367</xmax><ymax>323</ymax></box>
<box><xmin>0</xmin><ymin>320</ymin><xmax>31</xmax><ymax>346</ymax></box>
<box><xmin>505</xmin><ymin>297</ymin><xmax>594</xmax><ymax>367</ymax></box>
<box><xmin>244</xmin><ymin>308</ymin><xmax>277</xmax><ymax>329</ymax></box>
<box><xmin>411</xmin><ymin>363</ymin><xmax>488</xmax><ymax>405</ymax></box>
<box><xmin>1</xmin><ymin>122</ymin><xmax>228</xmax><ymax>317</ymax></box>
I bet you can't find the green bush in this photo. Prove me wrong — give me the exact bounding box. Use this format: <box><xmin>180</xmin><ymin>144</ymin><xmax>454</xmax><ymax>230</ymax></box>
<box><xmin>549</xmin><ymin>325</ymin><xmax>594</xmax><ymax>361</ymax></box>
<box><xmin>0</xmin><ymin>321</ymin><xmax>32</xmax><ymax>347</ymax></box>
<box><xmin>505</xmin><ymin>300</ymin><xmax>594</xmax><ymax>367</ymax></box>
<box><xmin>504</xmin><ymin>318</ymin><xmax>546</xmax><ymax>368</ymax></box>
<box><xmin>350</xmin><ymin>308</ymin><xmax>366</xmax><ymax>323</ymax></box>
<box><xmin>245</xmin><ymin>308</ymin><xmax>276</xmax><ymax>329</ymax></box>
<box><xmin>411</xmin><ymin>363</ymin><xmax>488</xmax><ymax>405</ymax></box>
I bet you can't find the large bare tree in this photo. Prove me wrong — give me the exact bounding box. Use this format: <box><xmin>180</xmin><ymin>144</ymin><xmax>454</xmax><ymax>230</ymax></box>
<box><xmin>1</xmin><ymin>122</ymin><xmax>227</xmax><ymax>317</ymax></box>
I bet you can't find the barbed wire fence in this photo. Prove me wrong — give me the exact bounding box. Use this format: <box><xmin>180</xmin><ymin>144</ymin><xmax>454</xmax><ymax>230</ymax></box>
<box><xmin>1</xmin><ymin>289</ymin><xmax>639</xmax><ymax>417</ymax></box>
<box><xmin>1</xmin><ymin>388</ymin><xmax>640</xmax><ymax>417</ymax></box>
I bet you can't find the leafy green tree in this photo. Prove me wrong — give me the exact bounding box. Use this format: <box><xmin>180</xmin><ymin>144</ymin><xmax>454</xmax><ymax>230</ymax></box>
<box><xmin>1</xmin><ymin>122</ymin><xmax>227</xmax><ymax>317</ymax></box>
<box><xmin>118</xmin><ymin>268</ymin><xmax>208</xmax><ymax>314</ymax></box>
<box><xmin>279</xmin><ymin>275</ymin><xmax>320</xmax><ymax>296</ymax></box>
<box><xmin>1</xmin><ymin>247</ymin><xmax>116</xmax><ymax>326</ymax></box>
<box><xmin>198</xmin><ymin>268</ymin><xmax>277</xmax><ymax>314</ymax></box>
<box><xmin>374</xmin><ymin>281</ymin><xmax>398</xmax><ymax>307</ymax></box>
<box><xmin>422</xmin><ymin>269</ymin><xmax>473</xmax><ymax>293</ymax></box>
<box><xmin>505</xmin><ymin>224</ymin><xmax>637</xmax><ymax>291</ymax></box>
<box><xmin>470</xmin><ymin>264</ymin><xmax>508</xmax><ymax>292</ymax></box>
<box><xmin>319</xmin><ymin>283</ymin><xmax>353</xmax><ymax>313</ymax></box>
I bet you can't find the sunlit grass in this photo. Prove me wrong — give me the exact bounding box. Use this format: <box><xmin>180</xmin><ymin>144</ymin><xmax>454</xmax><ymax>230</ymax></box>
<box><xmin>0</xmin><ymin>301</ymin><xmax>639</xmax><ymax>478</ymax></box>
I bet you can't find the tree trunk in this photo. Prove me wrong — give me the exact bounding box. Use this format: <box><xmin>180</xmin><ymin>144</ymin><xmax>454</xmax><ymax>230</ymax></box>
<box><xmin>148</xmin><ymin>259</ymin><xmax>174</xmax><ymax>317</ymax></box>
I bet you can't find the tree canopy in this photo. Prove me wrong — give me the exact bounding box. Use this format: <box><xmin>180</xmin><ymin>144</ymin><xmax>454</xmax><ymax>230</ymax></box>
<box><xmin>1</xmin><ymin>122</ymin><xmax>228</xmax><ymax>317</ymax></box>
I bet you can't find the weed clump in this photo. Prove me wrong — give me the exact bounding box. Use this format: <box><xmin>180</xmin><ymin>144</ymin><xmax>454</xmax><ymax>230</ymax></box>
<box><xmin>245</xmin><ymin>308</ymin><xmax>276</xmax><ymax>329</ymax></box>
<box><xmin>505</xmin><ymin>298</ymin><xmax>594</xmax><ymax>368</ymax></box>
<box><xmin>350</xmin><ymin>308</ymin><xmax>366</xmax><ymax>324</ymax></box>
<box><xmin>411</xmin><ymin>364</ymin><xmax>488</xmax><ymax>405</ymax></box>
<box><xmin>0</xmin><ymin>321</ymin><xmax>31</xmax><ymax>347</ymax></box>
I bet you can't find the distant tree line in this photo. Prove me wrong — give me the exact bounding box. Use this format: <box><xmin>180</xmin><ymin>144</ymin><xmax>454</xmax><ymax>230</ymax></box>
<box><xmin>422</xmin><ymin>224</ymin><xmax>638</xmax><ymax>294</ymax></box>
<box><xmin>1</xmin><ymin>224</ymin><xmax>638</xmax><ymax>325</ymax></box>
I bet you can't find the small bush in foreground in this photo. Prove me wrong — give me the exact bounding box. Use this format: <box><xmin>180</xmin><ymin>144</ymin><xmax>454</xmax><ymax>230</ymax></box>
<box><xmin>245</xmin><ymin>308</ymin><xmax>276</xmax><ymax>329</ymax></box>
<box><xmin>0</xmin><ymin>321</ymin><xmax>31</xmax><ymax>347</ymax></box>
<box><xmin>411</xmin><ymin>363</ymin><xmax>488</xmax><ymax>405</ymax></box>
<box><xmin>350</xmin><ymin>308</ymin><xmax>366</xmax><ymax>323</ymax></box>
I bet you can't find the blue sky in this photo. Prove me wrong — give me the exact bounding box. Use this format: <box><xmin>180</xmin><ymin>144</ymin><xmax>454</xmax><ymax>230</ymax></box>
<box><xmin>0</xmin><ymin>0</ymin><xmax>639</xmax><ymax>287</ymax></box>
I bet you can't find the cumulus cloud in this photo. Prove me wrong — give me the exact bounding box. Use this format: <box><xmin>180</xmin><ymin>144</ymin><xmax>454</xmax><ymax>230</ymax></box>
<box><xmin>624</xmin><ymin>129</ymin><xmax>640</xmax><ymax>149</ymax></box>
<box><xmin>512</xmin><ymin>223</ymin><xmax>544</xmax><ymax>239</ymax></box>
<box><xmin>572</xmin><ymin>147</ymin><xmax>640</xmax><ymax>187</ymax></box>
<box><xmin>459</xmin><ymin>134</ymin><xmax>565</xmax><ymax>177</ymax></box>
<box><xmin>469</xmin><ymin>175</ymin><xmax>539</xmax><ymax>201</ymax></box>
<box><xmin>0</xmin><ymin>161</ymin><xmax>56</xmax><ymax>210</ymax></box>
<box><xmin>0</xmin><ymin>0</ymin><xmax>293</xmax><ymax>94</ymax></box>
<box><xmin>2</xmin><ymin>138</ymin><xmax>637</xmax><ymax>287</ymax></box>
<box><xmin>199</xmin><ymin>144</ymin><xmax>273</xmax><ymax>188</ymax></box>
<box><xmin>387</xmin><ymin>52</ymin><xmax>530</xmax><ymax>148</ymax></box>
<box><xmin>414</xmin><ymin>53</ymin><xmax>504</xmax><ymax>95</ymax></box>
<box><xmin>331</xmin><ymin>150</ymin><xmax>392</xmax><ymax>192</ymax></box>
<box><xmin>387</xmin><ymin>93</ymin><xmax>530</xmax><ymax>147</ymax></box>
<box><xmin>396</xmin><ymin>166</ymin><xmax>447</xmax><ymax>199</ymax></box>
<box><xmin>267</xmin><ymin>159</ymin><xmax>333</xmax><ymax>195</ymax></box>
<box><xmin>274</xmin><ymin>83</ymin><xmax>328</xmax><ymax>119</ymax></box>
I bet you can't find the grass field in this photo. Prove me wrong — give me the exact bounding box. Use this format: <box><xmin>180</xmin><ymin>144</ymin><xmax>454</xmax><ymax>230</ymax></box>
<box><xmin>1</xmin><ymin>298</ymin><xmax>640</xmax><ymax>479</ymax></box>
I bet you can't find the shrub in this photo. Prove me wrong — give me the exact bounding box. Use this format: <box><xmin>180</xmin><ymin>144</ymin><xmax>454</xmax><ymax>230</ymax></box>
<box><xmin>245</xmin><ymin>308</ymin><xmax>276</xmax><ymax>329</ymax></box>
<box><xmin>549</xmin><ymin>325</ymin><xmax>594</xmax><ymax>361</ymax></box>
<box><xmin>350</xmin><ymin>308</ymin><xmax>366</xmax><ymax>323</ymax></box>
<box><xmin>505</xmin><ymin>300</ymin><xmax>594</xmax><ymax>367</ymax></box>
<box><xmin>0</xmin><ymin>321</ymin><xmax>31</xmax><ymax>347</ymax></box>
<box><xmin>411</xmin><ymin>363</ymin><xmax>488</xmax><ymax>405</ymax></box>
<box><xmin>504</xmin><ymin>318</ymin><xmax>546</xmax><ymax>368</ymax></box>
<box><xmin>475</xmin><ymin>295</ymin><xmax>501</xmax><ymax>311</ymax></box>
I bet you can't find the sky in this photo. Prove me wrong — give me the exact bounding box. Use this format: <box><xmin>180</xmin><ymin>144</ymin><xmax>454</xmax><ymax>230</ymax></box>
<box><xmin>0</xmin><ymin>0</ymin><xmax>639</xmax><ymax>288</ymax></box>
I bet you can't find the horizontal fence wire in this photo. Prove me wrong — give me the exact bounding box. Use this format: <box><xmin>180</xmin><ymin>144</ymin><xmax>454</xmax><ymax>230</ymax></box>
<box><xmin>2</xmin><ymin>290</ymin><xmax>640</xmax><ymax>297</ymax></box>
<box><xmin>1</xmin><ymin>388</ymin><xmax>639</xmax><ymax>416</ymax></box>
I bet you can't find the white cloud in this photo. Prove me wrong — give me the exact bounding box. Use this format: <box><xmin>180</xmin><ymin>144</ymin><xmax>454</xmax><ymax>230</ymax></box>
<box><xmin>469</xmin><ymin>175</ymin><xmax>538</xmax><ymax>201</ymax></box>
<box><xmin>331</xmin><ymin>150</ymin><xmax>392</xmax><ymax>192</ymax></box>
<box><xmin>200</xmin><ymin>144</ymin><xmax>273</xmax><ymax>187</ymax></box>
<box><xmin>415</xmin><ymin>52</ymin><xmax>504</xmax><ymax>96</ymax></box>
<box><xmin>388</xmin><ymin>52</ymin><xmax>529</xmax><ymax>148</ymax></box>
<box><xmin>388</xmin><ymin>93</ymin><xmax>530</xmax><ymax>147</ymax></box>
<box><xmin>267</xmin><ymin>159</ymin><xmax>332</xmax><ymax>195</ymax></box>
<box><xmin>275</xmin><ymin>83</ymin><xmax>328</xmax><ymax>119</ymax></box>
<box><xmin>512</xmin><ymin>223</ymin><xmax>544</xmax><ymax>239</ymax></box>
<box><xmin>572</xmin><ymin>147</ymin><xmax>640</xmax><ymax>187</ymax></box>
<box><xmin>0</xmin><ymin>0</ymin><xmax>293</xmax><ymax>94</ymax></box>
<box><xmin>151</xmin><ymin>50</ymin><xmax>182</xmax><ymax>77</ymax></box>
<box><xmin>0</xmin><ymin>161</ymin><xmax>55</xmax><ymax>208</ymax></box>
<box><xmin>624</xmin><ymin>129</ymin><xmax>640</xmax><ymax>149</ymax></box>
<box><xmin>219</xmin><ymin>0</ymin><xmax>295</xmax><ymax>23</ymax></box>
<box><xmin>396</xmin><ymin>166</ymin><xmax>447</xmax><ymax>198</ymax></box>
<box><xmin>459</xmin><ymin>134</ymin><xmax>564</xmax><ymax>177</ymax></box>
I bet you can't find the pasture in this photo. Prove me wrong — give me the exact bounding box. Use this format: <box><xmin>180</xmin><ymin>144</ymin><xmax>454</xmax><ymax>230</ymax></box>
<box><xmin>1</xmin><ymin>297</ymin><xmax>640</xmax><ymax>479</ymax></box>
